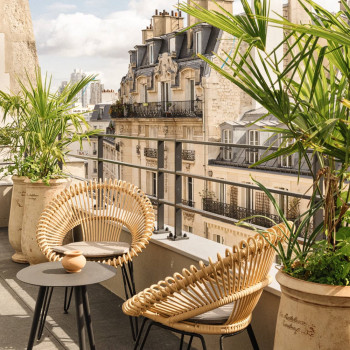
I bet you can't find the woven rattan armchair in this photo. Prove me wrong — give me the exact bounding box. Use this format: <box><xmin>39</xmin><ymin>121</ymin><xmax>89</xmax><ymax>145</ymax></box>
<box><xmin>36</xmin><ymin>179</ymin><xmax>155</xmax><ymax>340</ymax></box>
<box><xmin>123</xmin><ymin>222</ymin><xmax>290</xmax><ymax>350</ymax></box>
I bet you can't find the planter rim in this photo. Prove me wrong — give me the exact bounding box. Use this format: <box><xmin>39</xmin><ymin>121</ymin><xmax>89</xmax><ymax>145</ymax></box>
<box><xmin>276</xmin><ymin>270</ymin><xmax>350</xmax><ymax>297</ymax></box>
<box><xmin>11</xmin><ymin>175</ymin><xmax>28</xmax><ymax>181</ymax></box>
<box><xmin>24</xmin><ymin>178</ymin><xmax>71</xmax><ymax>186</ymax></box>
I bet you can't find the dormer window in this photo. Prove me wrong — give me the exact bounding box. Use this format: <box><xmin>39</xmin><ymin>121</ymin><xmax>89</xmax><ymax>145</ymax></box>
<box><xmin>195</xmin><ymin>31</ymin><xmax>202</xmax><ymax>54</ymax></box>
<box><xmin>149</xmin><ymin>43</ymin><xmax>154</xmax><ymax>64</ymax></box>
<box><xmin>169</xmin><ymin>37</ymin><xmax>175</xmax><ymax>53</ymax></box>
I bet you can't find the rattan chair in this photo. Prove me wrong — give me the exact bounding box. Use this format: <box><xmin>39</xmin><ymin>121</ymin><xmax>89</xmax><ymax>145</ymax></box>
<box><xmin>122</xmin><ymin>222</ymin><xmax>290</xmax><ymax>350</ymax></box>
<box><xmin>36</xmin><ymin>179</ymin><xmax>155</xmax><ymax>340</ymax></box>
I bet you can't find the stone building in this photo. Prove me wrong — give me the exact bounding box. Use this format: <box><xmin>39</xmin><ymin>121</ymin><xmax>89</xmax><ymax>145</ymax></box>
<box><xmin>90</xmin><ymin>80</ymin><xmax>104</xmax><ymax>105</ymax></box>
<box><xmin>114</xmin><ymin>0</ymin><xmax>315</xmax><ymax>245</ymax></box>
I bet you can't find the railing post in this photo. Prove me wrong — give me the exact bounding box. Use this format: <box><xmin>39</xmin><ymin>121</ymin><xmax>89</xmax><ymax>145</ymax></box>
<box><xmin>154</xmin><ymin>140</ymin><xmax>166</xmax><ymax>233</ymax></box>
<box><xmin>97</xmin><ymin>135</ymin><xmax>103</xmax><ymax>181</ymax></box>
<box><xmin>313</xmin><ymin>155</ymin><xmax>323</xmax><ymax>236</ymax></box>
<box><xmin>168</xmin><ymin>140</ymin><xmax>188</xmax><ymax>240</ymax></box>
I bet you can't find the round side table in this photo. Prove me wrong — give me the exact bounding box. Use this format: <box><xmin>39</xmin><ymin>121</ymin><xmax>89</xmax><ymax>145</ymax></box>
<box><xmin>17</xmin><ymin>261</ymin><xmax>116</xmax><ymax>350</ymax></box>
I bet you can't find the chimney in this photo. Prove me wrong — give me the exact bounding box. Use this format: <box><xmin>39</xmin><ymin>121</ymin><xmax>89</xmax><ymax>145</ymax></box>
<box><xmin>152</xmin><ymin>9</ymin><xmax>184</xmax><ymax>37</ymax></box>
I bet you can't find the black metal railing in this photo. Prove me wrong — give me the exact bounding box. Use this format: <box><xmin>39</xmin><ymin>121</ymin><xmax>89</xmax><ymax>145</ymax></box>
<box><xmin>182</xmin><ymin>150</ymin><xmax>195</xmax><ymax>161</ymax></box>
<box><xmin>202</xmin><ymin>198</ymin><xmax>288</xmax><ymax>228</ymax></box>
<box><xmin>72</xmin><ymin>134</ymin><xmax>318</xmax><ymax>241</ymax></box>
<box><xmin>113</xmin><ymin>100</ymin><xmax>203</xmax><ymax>118</ymax></box>
<box><xmin>182</xmin><ymin>199</ymin><xmax>195</xmax><ymax>207</ymax></box>
<box><xmin>210</xmin><ymin>146</ymin><xmax>312</xmax><ymax>176</ymax></box>
<box><xmin>144</xmin><ymin>148</ymin><xmax>158</xmax><ymax>158</ymax></box>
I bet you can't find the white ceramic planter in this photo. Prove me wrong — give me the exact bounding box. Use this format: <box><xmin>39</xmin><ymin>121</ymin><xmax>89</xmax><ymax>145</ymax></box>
<box><xmin>274</xmin><ymin>270</ymin><xmax>350</xmax><ymax>349</ymax></box>
<box><xmin>8</xmin><ymin>176</ymin><xmax>28</xmax><ymax>263</ymax></box>
<box><xmin>21</xmin><ymin>178</ymin><xmax>71</xmax><ymax>265</ymax></box>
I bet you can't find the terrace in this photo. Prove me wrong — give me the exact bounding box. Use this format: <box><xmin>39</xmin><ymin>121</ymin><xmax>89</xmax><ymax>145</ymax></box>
<box><xmin>0</xmin><ymin>134</ymin><xmax>313</xmax><ymax>349</ymax></box>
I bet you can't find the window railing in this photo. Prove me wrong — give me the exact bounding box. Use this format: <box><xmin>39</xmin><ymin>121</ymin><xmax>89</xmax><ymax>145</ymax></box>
<box><xmin>113</xmin><ymin>100</ymin><xmax>203</xmax><ymax>119</ymax></box>
<box><xmin>144</xmin><ymin>148</ymin><xmax>158</xmax><ymax>158</ymax></box>
<box><xmin>73</xmin><ymin>135</ymin><xmax>318</xmax><ymax>241</ymax></box>
<box><xmin>182</xmin><ymin>199</ymin><xmax>195</xmax><ymax>207</ymax></box>
<box><xmin>182</xmin><ymin>150</ymin><xmax>195</xmax><ymax>161</ymax></box>
<box><xmin>202</xmin><ymin>198</ymin><xmax>290</xmax><ymax>228</ymax></box>
<box><xmin>210</xmin><ymin>145</ymin><xmax>312</xmax><ymax>176</ymax></box>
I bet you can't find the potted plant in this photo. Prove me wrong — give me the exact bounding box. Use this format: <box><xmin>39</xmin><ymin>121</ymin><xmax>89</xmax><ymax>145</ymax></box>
<box><xmin>0</xmin><ymin>69</ymin><xmax>100</xmax><ymax>264</ymax></box>
<box><xmin>109</xmin><ymin>100</ymin><xmax>124</xmax><ymax>118</ymax></box>
<box><xmin>180</xmin><ymin>0</ymin><xmax>350</xmax><ymax>348</ymax></box>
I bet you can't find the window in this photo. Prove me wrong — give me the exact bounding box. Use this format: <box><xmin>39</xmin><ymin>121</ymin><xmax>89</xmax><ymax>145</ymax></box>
<box><xmin>195</xmin><ymin>31</ymin><xmax>202</xmax><ymax>54</ymax></box>
<box><xmin>255</xmin><ymin>191</ymin><xmax>270</xmax><ymax>214</ymax></box>
<box><xmin>141</xmin><ymin>84</ymin><xmax>148</xmax><ymax>103</ymax></box>
<box><xmin>184</xmin><ymin>225</ymin><xmax>193</xmax><ymax>233</ymax></box>
<box><xmin>149</xmin><ymin>44</ymin><xmax>154</xmax><ymax>64</ymax></box>
<box><xmin>147</xmin><ymin>171</ymin><xmax>157</xmax><ymax>197</ymax></box>
<box><xmin>223</xmin><ymin>129</ymin><xmax>233</xmax><ymax>160</ymax></box>
<box><xmin>169</xmin><ymin>37</ymin><xmax>175</xmax><ymax>52</ymax></box>
<box><xmin>280</xmin><ymin>138</ymin><xmax>293</xmax><ymax>168</ymax></box>
<box><xmin>187</xmin><ymin>177</ymin><xmax>194</xmax><ymax>207</ymax></box>
<box><xmin>161</xmin><ymin>82</ymin><xmax>170</xmax><ymax>111</ymax></box>
<box><xmin>93</xmin><ymin>161</ymin><xmax>97</xmax><ymax>173</ymax></box>
<box><xmin>248</xmin><ymin>130</ymin><xmax>259</xmax><ymax>163</ymax></box>
<box><xmin>219</xmin><ymin>182</ymin><xmax>226</xmax><ymax>204</ymax></box>
<box><xmin>213</xmin><ymin>234</ymin><xmax>224</xmax><ymax>244</ymax></box>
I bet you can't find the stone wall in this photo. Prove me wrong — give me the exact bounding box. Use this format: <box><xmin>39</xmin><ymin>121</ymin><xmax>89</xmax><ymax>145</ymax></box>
<box><xmin>0</xmin><ymin>0</ymin><xmax>38</xmax><ymax>94</ymax></box>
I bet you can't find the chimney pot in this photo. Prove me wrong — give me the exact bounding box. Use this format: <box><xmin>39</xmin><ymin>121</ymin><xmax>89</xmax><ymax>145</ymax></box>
<box><xmin>155</xmin><ymin>9</ymin><xmax>158</xmax><ymax>15</ymax></box>
<box><xmin>171</xmin><ymin>10</ymin><xmax>174</xmax><ymax>16</ymax></box>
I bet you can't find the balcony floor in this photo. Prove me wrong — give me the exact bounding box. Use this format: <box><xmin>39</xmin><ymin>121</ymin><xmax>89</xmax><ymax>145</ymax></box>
<box><xmin>0</xmin><ymin>228</ymin><xmax>188</xmax><ymax>349</ymax></box>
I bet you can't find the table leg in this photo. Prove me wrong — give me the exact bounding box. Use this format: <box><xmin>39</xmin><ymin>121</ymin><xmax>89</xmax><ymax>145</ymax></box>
<box><xmin>27</xmin><ymin>286</ymin><xmax>47</xmax><ymax>350</ymax></box>
<box><xmin>81</xmin><ymin>286</ymin><xmax>96</xmax><ymax>350</ymax></box>
<box><xmin>75</xmin><ymin>286</ymin><xmax>86</xmax><ymax>350</ymax></box>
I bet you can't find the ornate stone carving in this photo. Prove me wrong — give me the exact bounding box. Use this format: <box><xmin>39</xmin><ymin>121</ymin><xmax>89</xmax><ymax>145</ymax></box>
<box><xmin>183</xmin><ymin>212</ymin><xmax>195</xmax><ymax>222</ymax></box>
<box><xmin>154</xmin><ymin>53</ymin><xmax>178</xmax><ymax>83</ymax></box>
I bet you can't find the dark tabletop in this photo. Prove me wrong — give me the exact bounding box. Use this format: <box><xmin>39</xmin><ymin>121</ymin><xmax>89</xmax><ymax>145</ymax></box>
<box><xmin>16</xmin><ymin>261</ymin><xmax>117</xmax><ymax>287</ymax></box>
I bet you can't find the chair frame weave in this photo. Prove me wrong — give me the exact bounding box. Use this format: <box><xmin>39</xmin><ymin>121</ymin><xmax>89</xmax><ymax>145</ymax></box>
<box><xmin>36</xmin><ymin>179</ymin><xmax>155</xmax><ymax>268</ymax></box>
<box><xmin>122</xmin><ymin>222</ymin><xmax>290</xmax><ymax>335</ymax></box>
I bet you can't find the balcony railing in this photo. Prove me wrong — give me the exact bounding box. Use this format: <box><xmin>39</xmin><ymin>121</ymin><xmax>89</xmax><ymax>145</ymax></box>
<box><xmin>182</xmin><ymin>199</ymin><xmax>195</xmax><ymax>207</ymax></box>
<box><xmin>144</xmin><ymin>148</ymin><xmax>157</xmax><ymax>158</ymax></box>
<box><xmin>182</xmin><ymin>150</ymin><xmax>195</xmax><ymax>161</ymax></box>
<box><xmin>73</xmin><ymin>135</ymin><xmax>318</xmax><ymax>240</ymax></box>
<box><xmin>210</xmin><ymin>146</ymin><xmax>312</xmax><ymax>176</ymax></box>
<box><xmin>202</xmin><ymin>198</ymin><xmax>285</xmax><ymax>228</ymax></box>
<box><xmin>115</xmin><ymin>100</ymin><xmax>203</xmax><ymax>119</ymax></box>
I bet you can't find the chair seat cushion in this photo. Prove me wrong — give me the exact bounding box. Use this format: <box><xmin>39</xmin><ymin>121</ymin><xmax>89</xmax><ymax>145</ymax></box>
<box><xmin>187</xmin><ymin>303</ymin><xmax>234</xmax><ymax>325</ymax></box>
<box><xmin>53</xmin><ymin>241</ymin><xmax>130</xmax><ymax>258</ymax></box>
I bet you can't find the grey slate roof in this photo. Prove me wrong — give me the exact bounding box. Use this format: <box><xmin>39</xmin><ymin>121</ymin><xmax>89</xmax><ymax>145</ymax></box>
<box><xmin>90</xmin><ymin>104</ymin><xmax>112</xmax><ymax>122</ymax></box>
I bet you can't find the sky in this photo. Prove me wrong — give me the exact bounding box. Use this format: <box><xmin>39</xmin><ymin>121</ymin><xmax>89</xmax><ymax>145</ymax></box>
<box><xmin>28</xmin><ymin>0</ymin><xmax>341</xmax><ymax>92</ymax></box>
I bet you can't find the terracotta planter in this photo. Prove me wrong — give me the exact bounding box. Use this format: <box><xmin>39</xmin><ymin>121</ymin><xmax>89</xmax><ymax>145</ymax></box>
<box><xmin>8</xmin><ymin>176</ymin><xmax>28</xmax><ymax>263</ymax></box>
<box><xmin>274</xmin><ymin>270</ymin><xmax>350</xmax><ymax>349</ymax></box>
<box><xmin>62</xmin><ymin>250</ymin><xmax>86</xmax><ymax>273</ymax></box>
<box><xmin>21</xmin><ymin>178</ymin><xmax>71</xmax><ymax>265</ymax></box>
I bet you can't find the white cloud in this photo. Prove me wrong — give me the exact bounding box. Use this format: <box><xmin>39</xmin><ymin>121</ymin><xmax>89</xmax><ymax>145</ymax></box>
<box><xmin>34</xmin><ymin>10</ymin><xmax>148</xmax><ymax>58</ymax></box>
<box><xmin>47</xmin><ymin>2</ymin><xmax>77</xmax><ymax>13</ymax></box>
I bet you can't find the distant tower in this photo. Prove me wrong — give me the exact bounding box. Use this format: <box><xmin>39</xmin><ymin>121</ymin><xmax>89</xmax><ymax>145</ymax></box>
<box><xmin>90</xmin><ymin>80</ymin><xmax>104</xmax><ymax>105</ymax></box>
<box><xmin>0</xmin><ymin>0</ymin><xmax>38</xmax><ymax>93</ymax></box>
<box><xmin>70</xmin><ymin>69</ymin><xmax>87</xmax><ymax>107</ymax></box>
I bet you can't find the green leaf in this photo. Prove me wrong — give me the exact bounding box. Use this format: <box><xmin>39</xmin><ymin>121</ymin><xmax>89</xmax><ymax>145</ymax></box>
<box><xmin>336</xmin><ymin>227</ymin><xmax>350</xmax><ymax>241</ymax></box>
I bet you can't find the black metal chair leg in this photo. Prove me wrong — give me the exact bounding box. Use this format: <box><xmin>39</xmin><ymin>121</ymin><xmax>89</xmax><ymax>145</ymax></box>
<box><xmin>139</xmin><ymin>321</ymin><xmax>154</xmax><ymax>350</ymax></box>
<box><xmin>186</xmin><ymin>335</ymin><xmax>194</xmax><ymax>350</ymax></box>
<box><xmin>134</xmin><ymin>318</ymin><xmax>148</xmax><ymax>350</ymax></box>
<box><xmin>247</xmin><ymin>324</ymin><xmax>259</xmax><ymax>350</ymax></box>
<box><xmin>37</xmin><ymin>287</ymin><xmax>54</xmax><ymax>340</ymax></box>
<box><xmin>219</xmin><ymin>335</ymin><xmax>225</xmax><ymax>350</ymax></box>
<box><xmin>122</xmin><ymin>264</ymin><xmax>138</xmax><ymax>341</ymax></box>
<box><xmin>196</xmin><ymin>334</ymin><xmax>207</xmax><ymax>350</ymax></box>
<box><xmin>75</xmin><ymin>286</ymin><xmax>87</xmax><ymax>350</ymax></box>
<box><xmin>81</xmin><ymin>286</ymin><xmax>96</xmax><ymax>350</ymax></box>
<box><xmin>64</xmin><ymin>286</ymin><xmax>74</xmax><ymax>313</ymax></box>
<box><xmin>179</xmin><ymin>333</ymin><xmax>184</xmax><ymax>350</ymax></box>
<box><xmin>27</xmin><ymin>287</ymin><xmax>47</xmax><ymax>350</ymax></box>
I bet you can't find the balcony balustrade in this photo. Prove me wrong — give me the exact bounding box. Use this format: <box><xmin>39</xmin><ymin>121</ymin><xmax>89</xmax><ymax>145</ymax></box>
<box><xmin>115</xmin><ymin>100</ymin><xmax>203</xmax><ymax>118</ymax></box>
<box><xmin>182</xmin><ymin>149</ymin><xmax>195</xmax><ymax>161</ymax></box>
<box><xmin>144</xmin><ymin>147</ymin><xmax>158</xmax><ymax>158</ymax></box>
<box><xmin>210</xmin><ymin>146</ymin><xmax>312</xmax><ymax>176</ymax></box>
<box><xmin>182</xmin><ymin>199</ymin><xmax>195</xmax><ymax>207</ymax></box>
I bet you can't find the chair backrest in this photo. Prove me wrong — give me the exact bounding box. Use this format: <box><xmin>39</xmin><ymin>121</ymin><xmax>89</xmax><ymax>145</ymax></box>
<box><xmin>36</xmin><ymin>179</ymin><xmax>155</xmax><ymax>265</ymax></box>
<box><xmin>125</xmin><ymin>222</ymin><xmax>290</xmax><ymax>325</ymax></box>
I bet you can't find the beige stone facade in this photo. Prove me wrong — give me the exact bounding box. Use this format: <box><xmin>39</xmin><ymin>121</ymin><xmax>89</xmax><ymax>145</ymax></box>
<box><xmin>115</xmin><ymin>0</ymin><xmax>314</xmax><ymax>245</ymax></box>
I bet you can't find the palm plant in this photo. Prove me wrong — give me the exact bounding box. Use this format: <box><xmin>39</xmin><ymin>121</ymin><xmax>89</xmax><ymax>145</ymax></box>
<box><xmin>0</xmin><ymin>69</ymin><xmax>99</xmax><ymax>183</ymax></box>
<box><xmin>179</xmin><ymin>0</ymin><xmax>350</xmax><ymax>284</ymax></box>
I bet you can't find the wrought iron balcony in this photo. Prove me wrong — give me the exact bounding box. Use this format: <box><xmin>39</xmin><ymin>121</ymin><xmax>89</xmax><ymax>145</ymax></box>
<box><xmin>144</xmin><ymin>148</ymin><xmax>158</xmax><ymax>158</ymax></box>
<box><xmin>209</xmin><ymin>146</ymin><xmax>312</xmax><ymax>176</ymax></box>
<box><xmin>120</xmin><ymin>100</ymin><xmax>203</xmax><ymax>118</ymax></box>
<box><xmin>182</xmin><ymin>150</ymin><xmax>195</xmax><ymax>161</ymax></box>
<box><xmin>182</xmin><ymin>199</ymin><xmax>195</xmax><ymax>207</ymax></box>
<box><xmin>202</xmin><ymin>197</ymin><xmax>285</xmax><ymax>228</ymax></box>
